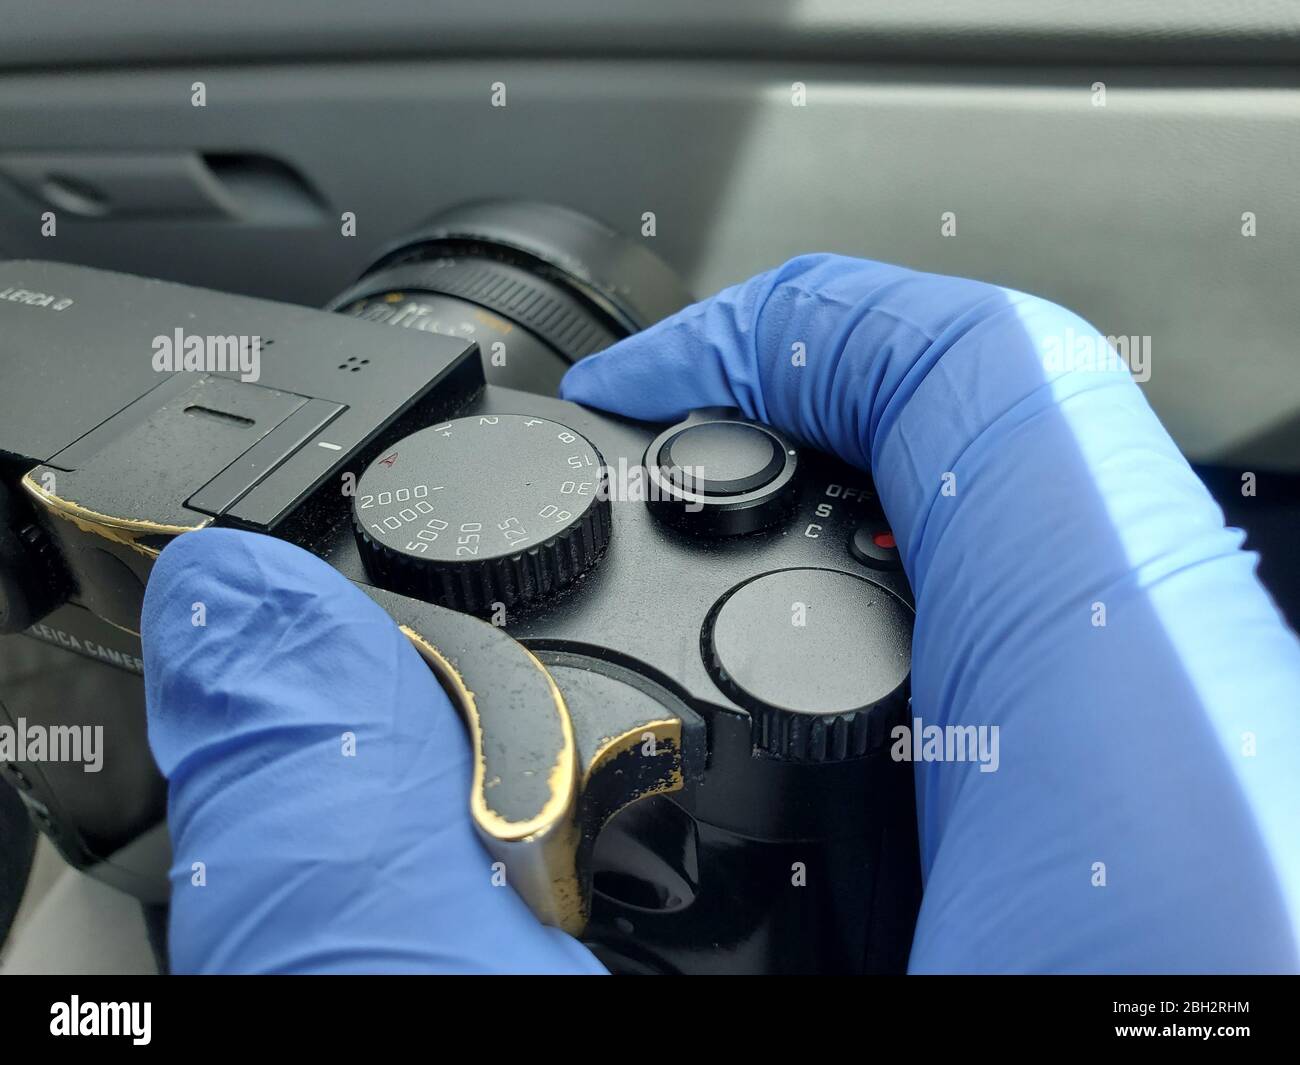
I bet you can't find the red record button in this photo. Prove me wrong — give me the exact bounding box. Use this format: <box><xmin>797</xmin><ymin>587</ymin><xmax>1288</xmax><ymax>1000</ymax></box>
<box><xmin>849</xmin><ymin>520</ymin><xmax>901</xmax><ymax>570</ymax></box>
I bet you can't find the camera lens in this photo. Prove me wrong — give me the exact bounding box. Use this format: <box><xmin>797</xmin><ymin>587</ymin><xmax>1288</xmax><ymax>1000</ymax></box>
<box><xmin>327</xmin><ymin>201</ymin><xmax>692</xmax><ymax>394</ymax></box>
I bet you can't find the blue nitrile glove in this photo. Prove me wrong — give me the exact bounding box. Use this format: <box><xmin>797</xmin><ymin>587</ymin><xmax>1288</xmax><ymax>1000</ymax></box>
<box><xmin>142</xmin><ymin>528</ymin><xmax>605</xmax><ymax>974</ymax></box>
<box><xmin>561</xmin><ymin>254</ymin><xmax>1300</xmax><ymax>973</ymax></box>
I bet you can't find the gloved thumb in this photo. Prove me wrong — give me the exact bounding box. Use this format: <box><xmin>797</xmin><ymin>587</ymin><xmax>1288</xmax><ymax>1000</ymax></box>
<box><xmin>142</xmin><ymin>528</ymin><xmax>604</xmax><ymax>974</ymax></box>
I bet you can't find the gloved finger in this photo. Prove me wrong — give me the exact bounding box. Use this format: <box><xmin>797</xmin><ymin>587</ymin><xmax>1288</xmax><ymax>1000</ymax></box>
<box><xmin>559</xmin><ymin>253</ymin><xmax>1012</xmax><ymax>476</ymax></box>
<box><xmin>561</xmin><ymin>268</ymin><xmax>776</xmax><ymax>424</ymax></box>
<box><xmin>142</xmin><ymin>528</ymin><xmax>605</xmax><ymax>975</ymax></box>
<box><xmin>562</xmin><ymin>254</ymin><xmax>1101</xmax><ymax>592</ymax></box>
<box><xmin>564</xmin><ymin>255</ymin><xmax>1300</xmax><ymax>973</ymax></box>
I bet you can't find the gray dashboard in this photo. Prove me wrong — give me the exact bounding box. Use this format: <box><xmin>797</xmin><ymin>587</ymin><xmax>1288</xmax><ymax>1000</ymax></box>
<box><xmin>0</xmin><ymin>1</ymin><xmax>1297</xmax><ymax>467</ymax></box>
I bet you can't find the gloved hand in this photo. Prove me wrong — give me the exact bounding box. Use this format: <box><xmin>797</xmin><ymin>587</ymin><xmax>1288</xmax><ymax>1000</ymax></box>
<box><xmin>561</xmin><ymin>254</ymin><xmax>1300</xmax><ymax>973</ymax></box>
<box><xmin>142</xmin><ymin>528</ymin><xmax>605</xmax><ymax>974</ymax></box>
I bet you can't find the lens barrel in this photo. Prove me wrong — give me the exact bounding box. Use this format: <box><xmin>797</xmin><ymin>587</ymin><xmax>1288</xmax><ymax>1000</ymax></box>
<box><xmin>329</xmin><ymin>201</ymin><xmax>693</xmax><ymax>393</ymax></box>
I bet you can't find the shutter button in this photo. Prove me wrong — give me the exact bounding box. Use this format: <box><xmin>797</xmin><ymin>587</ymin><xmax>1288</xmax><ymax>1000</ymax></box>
<box><xmin>644</xmin><ymin>412</ymin><xmax>800</xmax><ymax>536</ymax></box>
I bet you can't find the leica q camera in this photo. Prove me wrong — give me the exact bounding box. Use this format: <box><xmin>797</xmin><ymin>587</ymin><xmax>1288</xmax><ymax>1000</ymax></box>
<box><xmin>0</xmin><ymin>203</ymin><xmax>920</xmax><ymax>974</ymax></box>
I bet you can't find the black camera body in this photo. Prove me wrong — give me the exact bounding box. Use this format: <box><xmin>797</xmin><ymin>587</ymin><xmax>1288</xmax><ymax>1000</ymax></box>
<box><xmin>0</xmin><ymin>226</ymin><xmax>919</xmax><ymax>974</ymax></box>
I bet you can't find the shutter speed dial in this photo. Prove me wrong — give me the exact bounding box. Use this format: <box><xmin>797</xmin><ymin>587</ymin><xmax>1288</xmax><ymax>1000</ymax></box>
<box><xmin>353</xmin><ymin>415</ymin><xmax>610</xmax><ymax>613</ymax></box>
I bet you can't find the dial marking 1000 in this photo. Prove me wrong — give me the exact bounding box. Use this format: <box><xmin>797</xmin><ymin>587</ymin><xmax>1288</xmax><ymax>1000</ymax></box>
<box><xmin>358</xmin><ymin>483</ymin><xmax>448</xmax><ymax>548</ymax></box>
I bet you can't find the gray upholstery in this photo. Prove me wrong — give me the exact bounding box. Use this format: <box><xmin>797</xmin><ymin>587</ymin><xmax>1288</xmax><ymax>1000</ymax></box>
<box><xmin>0</xmin><ymin>842</ymin><xmax>159</xmax><ymax>976</ymax></box>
